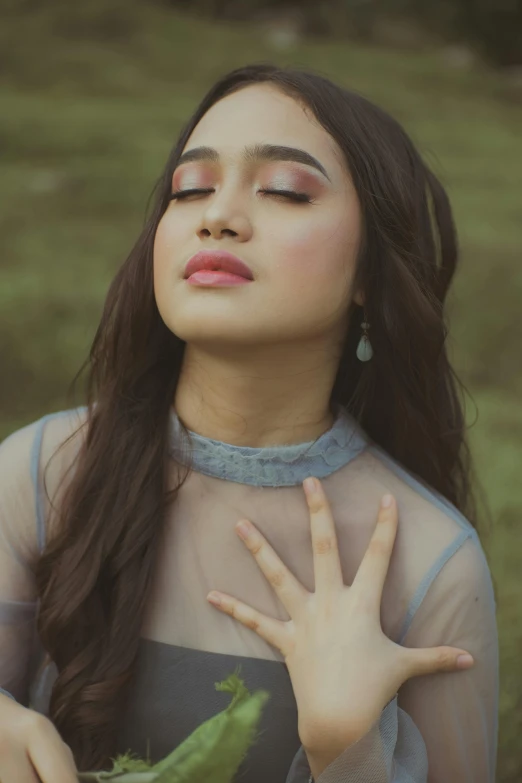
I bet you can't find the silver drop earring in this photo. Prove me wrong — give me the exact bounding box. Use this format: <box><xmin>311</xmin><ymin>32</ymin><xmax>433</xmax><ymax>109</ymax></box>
<box><xmin>356</xmin><ymin>311</ymin><xmax>373</xmax><ymax>362</ymax></box>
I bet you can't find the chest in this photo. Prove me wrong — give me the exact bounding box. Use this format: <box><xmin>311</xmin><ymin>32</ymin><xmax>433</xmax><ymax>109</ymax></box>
<box><xmin>116</xmin><ymin>639</ymin><xmax>302</xmax><ymax>783</ymax></box>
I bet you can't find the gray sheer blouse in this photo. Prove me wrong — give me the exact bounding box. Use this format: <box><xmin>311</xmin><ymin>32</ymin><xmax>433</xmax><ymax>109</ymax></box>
<box><xmin>0</xmin><ymin>406</ymin><xmax>498</xmax><ymax>781</ymax></box>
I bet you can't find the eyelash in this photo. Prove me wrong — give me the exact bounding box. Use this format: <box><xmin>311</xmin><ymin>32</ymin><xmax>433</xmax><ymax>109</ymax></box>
<box><xmin>169</xmin><ymin>188</ymin><xmax>312</xmax><ymax>204</ymax></box>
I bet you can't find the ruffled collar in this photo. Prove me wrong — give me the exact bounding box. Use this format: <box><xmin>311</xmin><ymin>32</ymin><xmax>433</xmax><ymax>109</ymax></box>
<box><xmin>168</xmin><ymin>405</ymin><xmax>368</xmax><ymax>487</ymax></box>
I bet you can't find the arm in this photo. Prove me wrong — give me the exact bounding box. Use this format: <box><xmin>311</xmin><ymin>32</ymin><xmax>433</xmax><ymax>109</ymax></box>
<box><xmin>286</xmin><ymin>534</ymin><xmax>498</xmax><ymax>783</ymax></box>
<box><xmin>0</xmin><ymin>421</ymin><xmax>42</xmax><ymax>705</ymax></box>
<box><xmin>0</xmin><ymin>418</ymin><xmax>83</xmax><ymax>783</ymax></box>
<box><xmin>397</xmin><ymin>535</ymin><xmax>498</xmax><ymax>782</ymax></box>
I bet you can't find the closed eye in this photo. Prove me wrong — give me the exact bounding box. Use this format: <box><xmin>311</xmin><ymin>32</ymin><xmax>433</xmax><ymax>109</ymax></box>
<box><xmin>169</xmin><ymin>188</ymin><xmax>312</xmax><ymax>203</ymax></box>
<box><xmin>169</xmin><ymin>188</ymin><xmax>214</xmax><ymax>201</ymax></box>
<box><xmin>259</xmin><ymin>189</ymin><xmax>312</xmax><ymax>203</ymax></box>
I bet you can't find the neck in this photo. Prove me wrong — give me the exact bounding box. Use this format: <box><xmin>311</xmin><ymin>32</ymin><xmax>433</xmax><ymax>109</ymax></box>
<box><xmin>173</xmin><ymin>341</ymin><xmax>341</xmax><ymax>447</ymax></box>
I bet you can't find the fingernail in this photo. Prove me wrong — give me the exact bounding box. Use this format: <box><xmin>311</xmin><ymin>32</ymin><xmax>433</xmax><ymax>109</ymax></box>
<box><xmin>207</xmin><ymin>592</ymin><xmax>222</xmax><ymax>606</ymax></box>
<box><xmin>457</xmin><ymin>654</ymin><xmax>474</xmax><ymax>669</ymax></box>
<box><xmin>304</xmin><ymin>477</ymin><xmax>318</xmax><ymax>494</ymax></box>
<box><xmin>236</xmin><ymin>521</ymin><xmax>251</xmax><ymax>540</ymax></box>
<box><xmin>381</xmin><ymin>494</ymin><xmax>393</xmax><ymax>508</ymax></box>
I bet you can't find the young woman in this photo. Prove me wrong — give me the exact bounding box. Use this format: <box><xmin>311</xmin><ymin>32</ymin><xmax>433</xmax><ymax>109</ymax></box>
<box><xmin>0</xmin><ymin>64</ymin><xmax>498</xmax><ymax>783</ymax></box>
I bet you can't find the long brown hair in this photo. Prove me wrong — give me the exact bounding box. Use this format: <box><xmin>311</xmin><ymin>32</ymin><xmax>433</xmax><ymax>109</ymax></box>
<box><xmin>35</xmin><ymin>63</ymin><xmax>481</xmax><ymax>770</ymax></box>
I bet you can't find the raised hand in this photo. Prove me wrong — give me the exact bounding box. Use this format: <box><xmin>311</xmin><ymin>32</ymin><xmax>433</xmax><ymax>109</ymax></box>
<box><xmin>206</xmin><ymin>477</ymin><xmax>474</xmax><ymax>778</ymax></box>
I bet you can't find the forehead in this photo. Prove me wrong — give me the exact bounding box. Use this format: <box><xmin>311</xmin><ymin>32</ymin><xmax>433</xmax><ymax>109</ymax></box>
<box><xmin>185</xmin><ymin>84</ymin><xmax>343</xmax><ymax>171</ymax></box>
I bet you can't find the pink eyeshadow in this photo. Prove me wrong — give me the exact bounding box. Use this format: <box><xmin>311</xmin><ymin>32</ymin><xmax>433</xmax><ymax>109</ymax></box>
<box><xmin>172</xmin><ymin>164</ymin><xmax>215</xmax><ymax>191</ymax></box>
<box><xmin>261</xmin><ymin>164</ymin><xmax>324</xmax><ymax>193</ymax></box>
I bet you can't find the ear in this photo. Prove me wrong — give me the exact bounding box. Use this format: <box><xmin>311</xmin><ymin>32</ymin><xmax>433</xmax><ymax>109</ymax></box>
<box><xmin>352</xmin><ymin>289</ymin><xmax>365</xmax><ymax>307</ymax></box>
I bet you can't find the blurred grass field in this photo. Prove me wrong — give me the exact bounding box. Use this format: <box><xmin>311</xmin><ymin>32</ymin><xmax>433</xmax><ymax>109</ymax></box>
<box><xmin>0</xmin><ymin>3</ymin><xmax>521</xmax><ymax>780</ymax></box>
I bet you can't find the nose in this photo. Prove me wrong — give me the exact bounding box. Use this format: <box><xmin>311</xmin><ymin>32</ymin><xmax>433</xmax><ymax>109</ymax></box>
<box><xmin>197</xmin><ymin>187</ymin><xmax>252</xmax><ymax>242</ymax></box>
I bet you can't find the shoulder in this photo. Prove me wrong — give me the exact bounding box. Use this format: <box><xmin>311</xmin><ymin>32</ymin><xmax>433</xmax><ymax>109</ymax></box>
<box><xmin>337</xmin><ymin>443</ymin><xmax>492</xmax><ymax>639</ymax></box>
<box><xmin>0</xmin><ymin>407</ymin><xmax>90</xmax><ymax>551</ymax></box>
<box><xmin>0</xmin><ymin>418</ymin><xmax>45</xmax><ymax>561</ymax></box>
<box><xmin>36</xmin><ymin>406</ymin><xmax>90</xmax><ymax>468</ymax></box>
<box><xmin>1</xmin><ymin>406</ymin><xmax>89</xmax><ymax>474</ymax></box>
<box><xmin>350</xmin><ymin>443</ymin><xmax>477</xmax><ymax>558</ymax></box>
<box><xmin>399</xmin><ymin>532</ymin><xmax>497</xmax><ymax>654</ymax></box>
<box><xmin>0</xmin><ymin>416</ymin><xmax>42</xmax><ymax>476</ymax></box>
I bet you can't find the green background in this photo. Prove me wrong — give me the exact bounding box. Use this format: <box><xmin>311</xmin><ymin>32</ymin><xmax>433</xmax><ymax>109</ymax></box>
<box><xmin>1</xmin><ymin>3</ymin><xmax>520</xmax><ymax>780</ymax></box>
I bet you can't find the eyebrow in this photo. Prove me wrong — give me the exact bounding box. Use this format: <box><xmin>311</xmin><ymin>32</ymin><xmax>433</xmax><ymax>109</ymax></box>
<box><xmin>176</xmin><ymin>143</ymin><xmax>331</xmax><ymax>181</ymax></box>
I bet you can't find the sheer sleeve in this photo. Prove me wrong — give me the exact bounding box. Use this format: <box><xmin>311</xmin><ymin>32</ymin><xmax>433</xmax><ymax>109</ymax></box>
<box><xmin>0</xmin><ymin>408</ymin><xmax>88</xmax><ymax>713</ymax></box>
<box><xmin>396</xmin><ymin>534</ymin><xmax>498</xmax><ymax>782</ymax></box>
<box><xmin>0</xmin><ymin>419</ymin><xmax>43</xmax><ymax>706</ymax></box>
<box><xmin>286</xmin><ymin>696</ymin><xmax>428</xmax><ymax>782</ymax></box>
<box><xmin>286</xmin><ymin>532</ymin><xmax>497</xmax><ymax>783</ymax></box>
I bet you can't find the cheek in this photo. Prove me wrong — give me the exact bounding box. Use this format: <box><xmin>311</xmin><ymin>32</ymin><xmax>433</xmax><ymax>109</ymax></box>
<box><xmin>153</xmin><ymin>212</ymin><xmax>181</xmax><ymax>269</ymax></box>
<box><xmin>152</xmin><ymin>220</ymin><xmax>167</xmax><ymax>275</ymax></box>
<box><xmin>152</xmin><ymin>216</ymin><xmax>179</xmax><ymax>297</ymax></box>
<box><xmin>274</xmin><ymin>211</ymin><xmax>360</xmax><ymax>280</ymax></box>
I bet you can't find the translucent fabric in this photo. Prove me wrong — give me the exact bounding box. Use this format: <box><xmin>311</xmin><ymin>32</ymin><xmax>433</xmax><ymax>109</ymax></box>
<box><xmin>0</xmin><ymin>405</ymin><xmax>498</xmax><ymax>782</ymax></box>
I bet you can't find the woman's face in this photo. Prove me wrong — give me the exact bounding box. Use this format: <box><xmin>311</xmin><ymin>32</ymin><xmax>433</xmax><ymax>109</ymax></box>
<box><xmin>153</xmin><ymin>83</ymin><xmax>362</xmax><ymax>350</ymax></box>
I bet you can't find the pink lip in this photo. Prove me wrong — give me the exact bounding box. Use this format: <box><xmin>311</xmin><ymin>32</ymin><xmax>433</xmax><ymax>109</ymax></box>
<box><xmin>183</xmin><ymin>250</ymin><xmax>254</xmax><ymax>281</ymax></box>
<box><xmin>186</xmin><ymin>270</ymin><xmax>252</xmax><ymax>287</ymax></box>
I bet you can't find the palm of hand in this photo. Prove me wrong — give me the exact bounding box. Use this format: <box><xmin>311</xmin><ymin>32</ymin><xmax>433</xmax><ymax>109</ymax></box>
<box><xmin>207</xmin><ymin>478</ymin><xmax>474</xmax><ymax>763</ymax></box>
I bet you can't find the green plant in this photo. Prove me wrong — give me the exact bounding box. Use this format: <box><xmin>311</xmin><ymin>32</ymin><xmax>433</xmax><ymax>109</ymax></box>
<box><xmin>77</xmin><ymin>670</ymin><xmax>269</xmax><ymax>783</ymax></box>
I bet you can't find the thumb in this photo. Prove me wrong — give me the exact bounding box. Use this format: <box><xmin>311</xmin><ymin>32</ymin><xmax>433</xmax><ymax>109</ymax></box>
<box><xmin>402</xmin><ymin>645</ymin><xmax>475</xmax><ymax>678</ymax></box>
